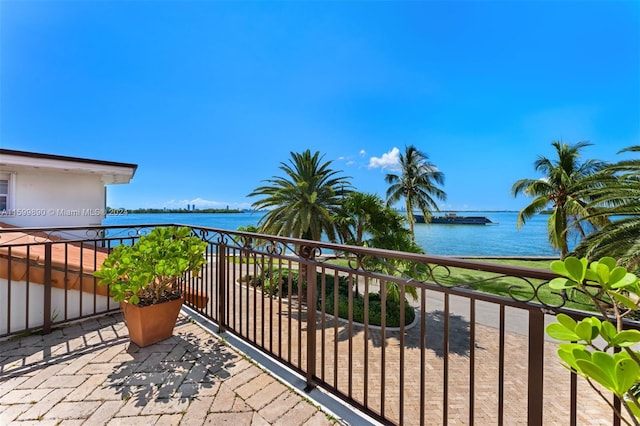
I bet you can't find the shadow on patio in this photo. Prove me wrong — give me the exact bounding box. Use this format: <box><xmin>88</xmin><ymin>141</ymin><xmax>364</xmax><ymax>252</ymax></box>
<box><xmin>0</xmin><ymin>313</ymin><xmax>345</xmax><ymax>425</ymax></box>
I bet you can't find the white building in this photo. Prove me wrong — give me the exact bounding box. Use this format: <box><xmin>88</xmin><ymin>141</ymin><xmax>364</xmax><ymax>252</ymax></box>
<box><xmin>0</xmin><ymin>149</ymin><xmax>137</xmax><ymax>228</ymax></box>
<box><xmin>0</xmin><ymin>149</ymin><xmax>136</xmax><ymax>335</ymax></box>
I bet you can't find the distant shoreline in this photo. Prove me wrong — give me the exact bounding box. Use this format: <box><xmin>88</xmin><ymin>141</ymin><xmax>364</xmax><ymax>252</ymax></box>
<box><xmin>109</xmin><ymin>208</ymin><xmax>248</xmax><ymax>214</ymax></box>
<box><xmin>112</xmin><ymin>208</ymin><xmax>522</xmax><ymax>214</ymax></box>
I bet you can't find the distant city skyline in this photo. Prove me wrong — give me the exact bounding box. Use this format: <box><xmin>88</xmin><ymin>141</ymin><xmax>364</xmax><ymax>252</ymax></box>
<box><xmin>2</xmin><ymin>1</ymin><xmax>638</xmax><ymax>211</ymax></box>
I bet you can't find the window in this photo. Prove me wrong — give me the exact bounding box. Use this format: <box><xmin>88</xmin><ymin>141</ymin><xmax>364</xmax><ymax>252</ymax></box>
<box><xmin>0</xmin><ymin>180</ymin><xmax>7</xmax><ymax>211</ymax></box>
<box><xmin>0</xmin><ymin>172</ymin><xmax>14</xmax><ymax>213</ymax></box>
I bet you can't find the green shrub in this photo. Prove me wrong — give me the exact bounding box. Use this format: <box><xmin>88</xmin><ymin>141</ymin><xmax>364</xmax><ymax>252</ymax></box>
<box><xmin>320</xmin><ymin>291</ymin><xmax>415</xmax><ymax>327</ymax></box>
<box><xmin>263</xmin><ymin>269</ymin><xmax>349</xmax><ymax>297</ymax></box>
<box><xmin>262</xmin><ymin>268</ymin><xmax>415</xmax><ymax>327</ymax></box>
<box><xmin>263</xmin><ymin>268</ymin><xmax>301</xmax><ymax>296</ymax></box>
<box><xmin>318</xmin><ymin>273</ymin><xmax>351</xmax><ymax>296</ymax></box>
<box><xmin>239</xmin><ymin>274</ymin><xmax>262</xmax><ymax>287</ymax></box>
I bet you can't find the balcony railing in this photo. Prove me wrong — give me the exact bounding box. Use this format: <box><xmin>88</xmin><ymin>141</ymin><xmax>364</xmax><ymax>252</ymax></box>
<box><xmin>0</xmin><ymin>223</ymin><xmax>634</xmax><ymax>425</ymax></box>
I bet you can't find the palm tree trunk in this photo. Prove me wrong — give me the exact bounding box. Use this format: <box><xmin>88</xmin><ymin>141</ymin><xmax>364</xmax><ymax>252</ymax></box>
<box><xmin>406</xmin><ymin>200</ymin><xmax>414</xmax><ymax>236</ymax></box>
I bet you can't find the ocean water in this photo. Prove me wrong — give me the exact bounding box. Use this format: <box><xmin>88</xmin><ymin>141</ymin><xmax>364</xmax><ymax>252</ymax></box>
<box><xmin>103</xmin><ymin>211</ymin><xmax>563</xmax><ymax>257</ymax></box>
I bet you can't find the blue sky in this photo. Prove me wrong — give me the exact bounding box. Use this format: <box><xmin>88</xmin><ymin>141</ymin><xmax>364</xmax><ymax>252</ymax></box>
<box><xmin>2</xmin><ymin>1</ymin><xmax>638</xmax><ymax>211</ymax></box>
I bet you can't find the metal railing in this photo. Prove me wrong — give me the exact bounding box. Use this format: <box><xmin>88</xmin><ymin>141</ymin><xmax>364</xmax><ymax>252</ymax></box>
<box><xmin>0</xmin><ymin>223</ymin><xmax>633</xmax><ymax>425</ymax></box>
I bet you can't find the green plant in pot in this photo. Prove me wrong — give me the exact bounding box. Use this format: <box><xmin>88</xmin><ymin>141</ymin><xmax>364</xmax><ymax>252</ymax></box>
<box><xmin>94</xmin><ymin>226</ymin><xmax>208</xmax><ymax>347</ymax></box>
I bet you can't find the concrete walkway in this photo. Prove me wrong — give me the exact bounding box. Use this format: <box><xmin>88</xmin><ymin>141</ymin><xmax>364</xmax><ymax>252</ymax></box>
<box><xmin>0</xmin><ymin>313</ymin><xmax>350</xmax><ymax>425</ymax></box>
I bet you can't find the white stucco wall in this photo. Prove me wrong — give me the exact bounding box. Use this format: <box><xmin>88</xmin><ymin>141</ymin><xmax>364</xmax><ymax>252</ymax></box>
<box><xmin>0</xmin><ymin>167</ymin><xmax>107</xmax><ymax>228</ymax></box>
<box><xmin>0</xmin><ymin>278</ymin><xmax>116</xmax><ymax>335</ymax></box>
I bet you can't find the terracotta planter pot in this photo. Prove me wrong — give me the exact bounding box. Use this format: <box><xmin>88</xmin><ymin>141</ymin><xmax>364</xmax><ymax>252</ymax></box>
<box><xmin>181</xmin><ymin>285</ymin><xmax>209</xmax><ymax>309</ymax></box>
<box><xmin>121</xmin><ymin>297</ymin><xmax>184</xmax><ymax>347</ymax></box>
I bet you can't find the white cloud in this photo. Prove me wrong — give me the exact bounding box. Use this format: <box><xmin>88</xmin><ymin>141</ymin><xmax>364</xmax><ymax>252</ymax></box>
<box><xmin>359</xmin><ymin>149</ymin><xmax>366</xmax><ymax>156</ymax></box>
<box><xmin>368</xmin><ymin>147</ymin><xmax>401</xmax><ymax>171</ymax></box>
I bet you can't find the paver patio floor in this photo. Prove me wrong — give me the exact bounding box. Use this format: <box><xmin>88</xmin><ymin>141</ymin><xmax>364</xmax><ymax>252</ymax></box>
<box><xmin>0</xmin><ymin>313</ymin><xmax>345</xmax><ymax>426</ymax></box>
<box><xmin>0</xmin><ymin>283</ymin><xmax>629</xmax><ymax>425</ymax></box>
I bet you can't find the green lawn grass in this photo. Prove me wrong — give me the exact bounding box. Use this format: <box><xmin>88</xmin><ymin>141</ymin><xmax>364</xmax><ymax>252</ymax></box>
<box><xmin>231</xmin><ymin>254</ymin><xmax>596</xmax><ymax>311</ymax></box>
<box><xmin>327</xmin><ymin>257</ymin><xmax>595</xmax><ymax>311</ymax></box>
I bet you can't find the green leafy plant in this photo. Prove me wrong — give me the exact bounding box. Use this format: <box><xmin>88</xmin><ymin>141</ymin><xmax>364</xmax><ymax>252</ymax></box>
<box><xmin>262</xmin><ymin>268</ymin><xmax>304</xmax><ymax>296</ymax></box>
<box><xmin>260</xmin><ymin>268</ymin><xmax>414</xmax><ymax>326</ymax></box>
<box><xmin>546</xmin><ymin>256</ymin><xmax>640</xmax><ymax>424</ymax></box>
<box><xmin>94</xmin><ymin>226</ymin><xmax>208</xmax><ymax>306</ymax></box>
<box><xmin>322</xmin><ymin>291</ymin><xmax>415</xmax><ymax>327</ymax></box>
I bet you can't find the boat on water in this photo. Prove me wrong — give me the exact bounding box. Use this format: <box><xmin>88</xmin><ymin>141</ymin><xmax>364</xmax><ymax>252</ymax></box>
<box><xmin>414</xmin><ymin>213</ymin><xmax>493</xmax><ymax>225</ymax></box>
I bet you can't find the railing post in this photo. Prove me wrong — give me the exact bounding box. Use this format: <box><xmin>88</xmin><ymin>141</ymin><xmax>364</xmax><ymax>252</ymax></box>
<box><xmin>43</xmin><ymin>242</ymin><xmax>52</xmax><ymax>334</ymax></box>
<box><xmin>528</xmin><ymin>308</ymin><xmax>545</xmax><ymax>425</ymax></box>
<box><xmin>305</xmin><ymin>256</ymin><xmax>317</xmax><ymax>392</ymax></box>
<box><xmin>217</xmin><ymin>244</ymin><xmax>226</xmax><ymax>333</ymax></box>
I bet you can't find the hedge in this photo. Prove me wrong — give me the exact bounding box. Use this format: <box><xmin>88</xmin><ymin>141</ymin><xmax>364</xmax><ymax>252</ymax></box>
<box><xmin>261</xmin><ymin>268</ymin><xmax>415</xmax><ymax>327</ymax></box>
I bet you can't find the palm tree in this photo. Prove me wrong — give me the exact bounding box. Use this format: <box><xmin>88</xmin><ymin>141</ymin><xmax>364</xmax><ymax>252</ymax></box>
<box><xmin>511</xmin><ymin>140</ymin><xmax>609</xmax><ymax>258</ymax></box>
<box><xmin>336</xmin><ymin>191</ymin><xmax>386</xmax><ymax>246</ymax></box>
<box><xmin>385</xmin><ymin>145</ymin><xmax>446</xmax><ymax>236</ymax></box>
<box><xmin>573</xmin><ymin>145</ymin><xmax>640</xmax><ymax>270</ymax></box>
<box><xmin>363</xmin><ymin>206</ymin><xmax>423</xmax><ymax>302</ymax></box>
<box><xmin>248</xmin><ymin>149</ymin><xmax>351</xmax><ymax>244</ymax></box>
<box><xmin>333</xmin><ymin>191</ymin><xmax>424</xmax><ymax>300</ymax></box>
<box><xmin>333</xmin><ymin>191</ymin><xmax>386</xmax><ymax>296</ymax></box>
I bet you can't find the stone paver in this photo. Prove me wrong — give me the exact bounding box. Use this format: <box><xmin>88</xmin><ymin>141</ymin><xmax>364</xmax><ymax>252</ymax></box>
<box><xmin>258</xmin><ymin>390</ymin><xmax>302</xmax><ymax>423</ymax></box>
<box><xmin>43</xmin><ymin>400</ymin><xmax>102</xmax><ymax>421</ymax></box>
<box><xmin>179</xmin><ymin>394</ymin><xmax>215</xmax><ymax>424</ymax></box>
<box><xmin>235</xmin><ymin>373</ymin><xmax>277</xmax><ymax>400</ymax></box>
<box><xmin>210</xmin><ymin>383</ymin><xmax>239</xmax><ymax>413</ymax></box>
<box><xmin>245</xmin><ymin>380</ymin><xmax>289</xmax><ymax>410</ymax></box>
<box><xmin>0</xmin><ymin>313</ymin><xmax>342</xmax><ymax>426</ymax></box>
<box><xmin>204</xmin><ymin>411</ymin><xmax>253</xmax><ymax>424</ymax></box>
